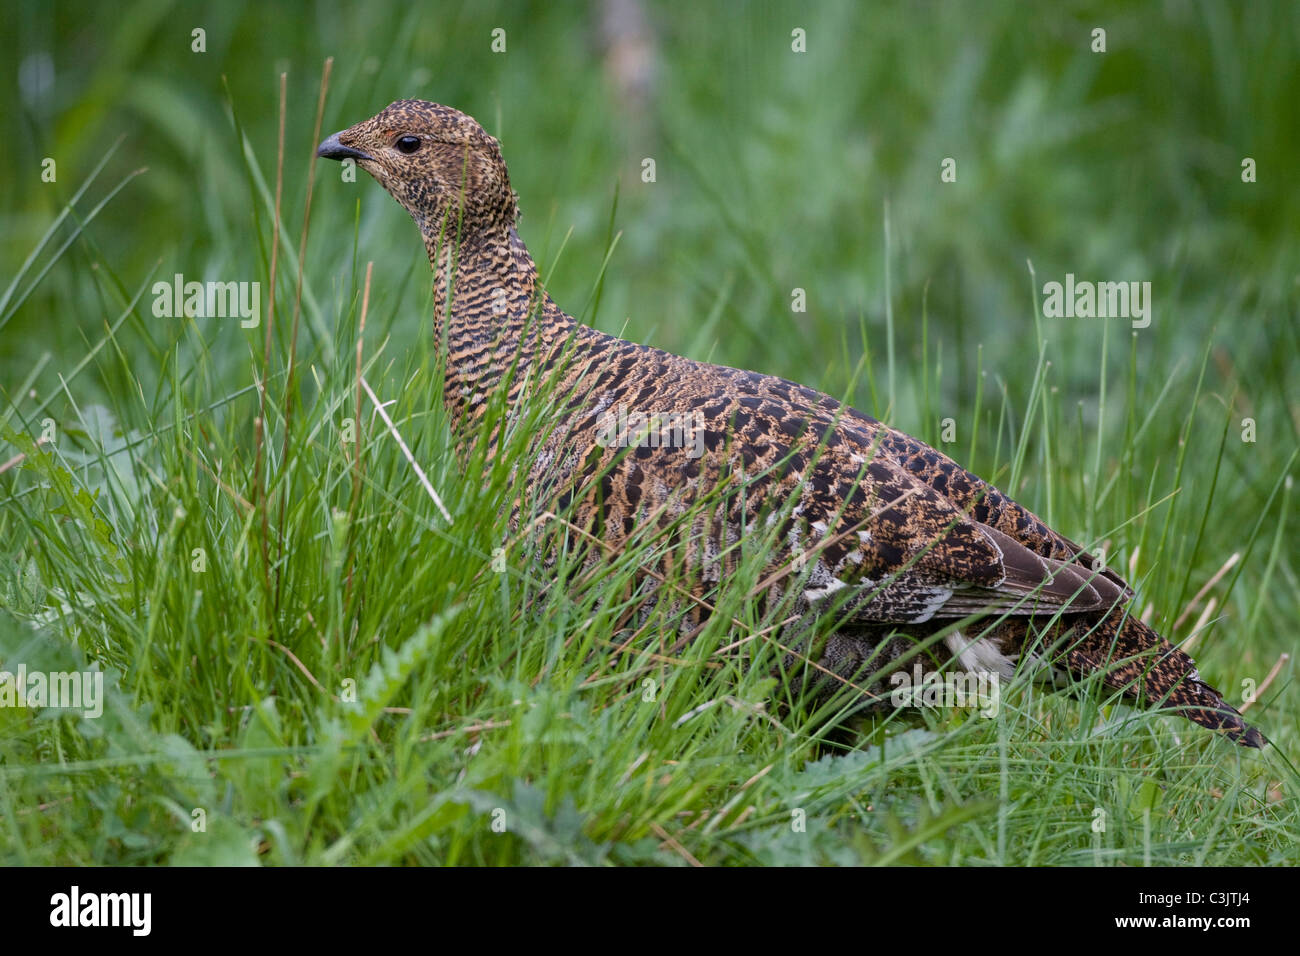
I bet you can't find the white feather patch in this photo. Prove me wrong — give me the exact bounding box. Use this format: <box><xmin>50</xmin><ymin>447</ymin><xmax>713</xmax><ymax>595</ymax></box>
<box><xmin>942</xmin><ymin>630</ymin><xmax>1018</xmax><ymax>680</ymax></box>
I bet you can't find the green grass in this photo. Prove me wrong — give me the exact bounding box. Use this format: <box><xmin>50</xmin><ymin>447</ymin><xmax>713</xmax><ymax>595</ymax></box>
<box><xmin>1</xmin><ymin>0</ymin><xmax>1296</xmax><ymax>865</ymax></box>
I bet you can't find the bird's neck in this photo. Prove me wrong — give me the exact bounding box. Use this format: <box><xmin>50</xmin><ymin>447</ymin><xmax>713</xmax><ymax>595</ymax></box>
<box><xmin>426</xmin><ymin>223</ymin><xmax>578</xmax><ymax>425</ymax></box>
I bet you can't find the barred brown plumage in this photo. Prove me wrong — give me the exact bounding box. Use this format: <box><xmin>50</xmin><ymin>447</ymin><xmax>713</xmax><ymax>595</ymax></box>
<box><xmin>318</xmin><ymin>99</ymin><xmax>1265</xmax><ymax>748</ymax></box>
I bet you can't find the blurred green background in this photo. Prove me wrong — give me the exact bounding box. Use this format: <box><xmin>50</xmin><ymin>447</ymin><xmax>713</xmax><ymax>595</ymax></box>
<box><xmin>4</xmin><ymin>0</ymin><xmax>1296</xmax><ymax>399</ymax></box>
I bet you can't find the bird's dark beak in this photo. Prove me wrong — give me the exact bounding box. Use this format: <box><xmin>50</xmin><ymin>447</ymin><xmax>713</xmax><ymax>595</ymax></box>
<box><xmin>316</xmin><ymin>131</ymin><xmax>373</xmax><ymax>162</ymax></box>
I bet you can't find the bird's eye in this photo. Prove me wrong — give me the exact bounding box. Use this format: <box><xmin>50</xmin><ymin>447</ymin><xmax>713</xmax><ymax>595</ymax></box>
<box><xmin>395</xmin><ymin>135</ymin><xmax>422</xmax><ymax>154</ymax></box>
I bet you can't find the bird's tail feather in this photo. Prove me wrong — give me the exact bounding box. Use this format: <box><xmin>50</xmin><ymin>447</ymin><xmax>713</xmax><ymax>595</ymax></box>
<box><xmin>1058</xmin><ymin>610</ymin><xmax>1266</xmax><ymax>748</ymax></box>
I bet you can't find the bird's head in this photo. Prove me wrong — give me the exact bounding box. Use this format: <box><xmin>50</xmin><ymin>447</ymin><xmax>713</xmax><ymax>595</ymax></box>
<box><xmin>317</xmin><ymin>99</ymin><xmax>517</xmax><ymax>240</ymax></box>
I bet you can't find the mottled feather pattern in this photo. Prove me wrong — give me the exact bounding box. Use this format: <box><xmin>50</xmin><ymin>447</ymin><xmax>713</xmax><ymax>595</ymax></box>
<box><xmin>318</xmin><ymin>100</ymin><xmax>1265</xmax><ymax>747</ymax></box>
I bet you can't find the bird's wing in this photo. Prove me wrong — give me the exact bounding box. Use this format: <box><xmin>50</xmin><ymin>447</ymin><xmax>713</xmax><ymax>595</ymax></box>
<box><xmin>725</xmin><ymin>367</ymin><xmax>1132</xmax><ymax>593</ymax></box>
<box><xmin>870</xmin><ymin>423</ymin><xmax>1134</xmax><ymax>601</ymax></box>
<box><xmin>692</xmin><ymin>365</ymin><xmax>1129</xmax><ymax>625</ymax></box>
<box><xmin>783</xmin><ymin>452</ymin><xmax>1127</xmax><ymax>625</ymax></box>
<box><xmin>545</xmin><ymin>347</ymin><xmax>1128</xmax><ymax>627</ymax></box>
